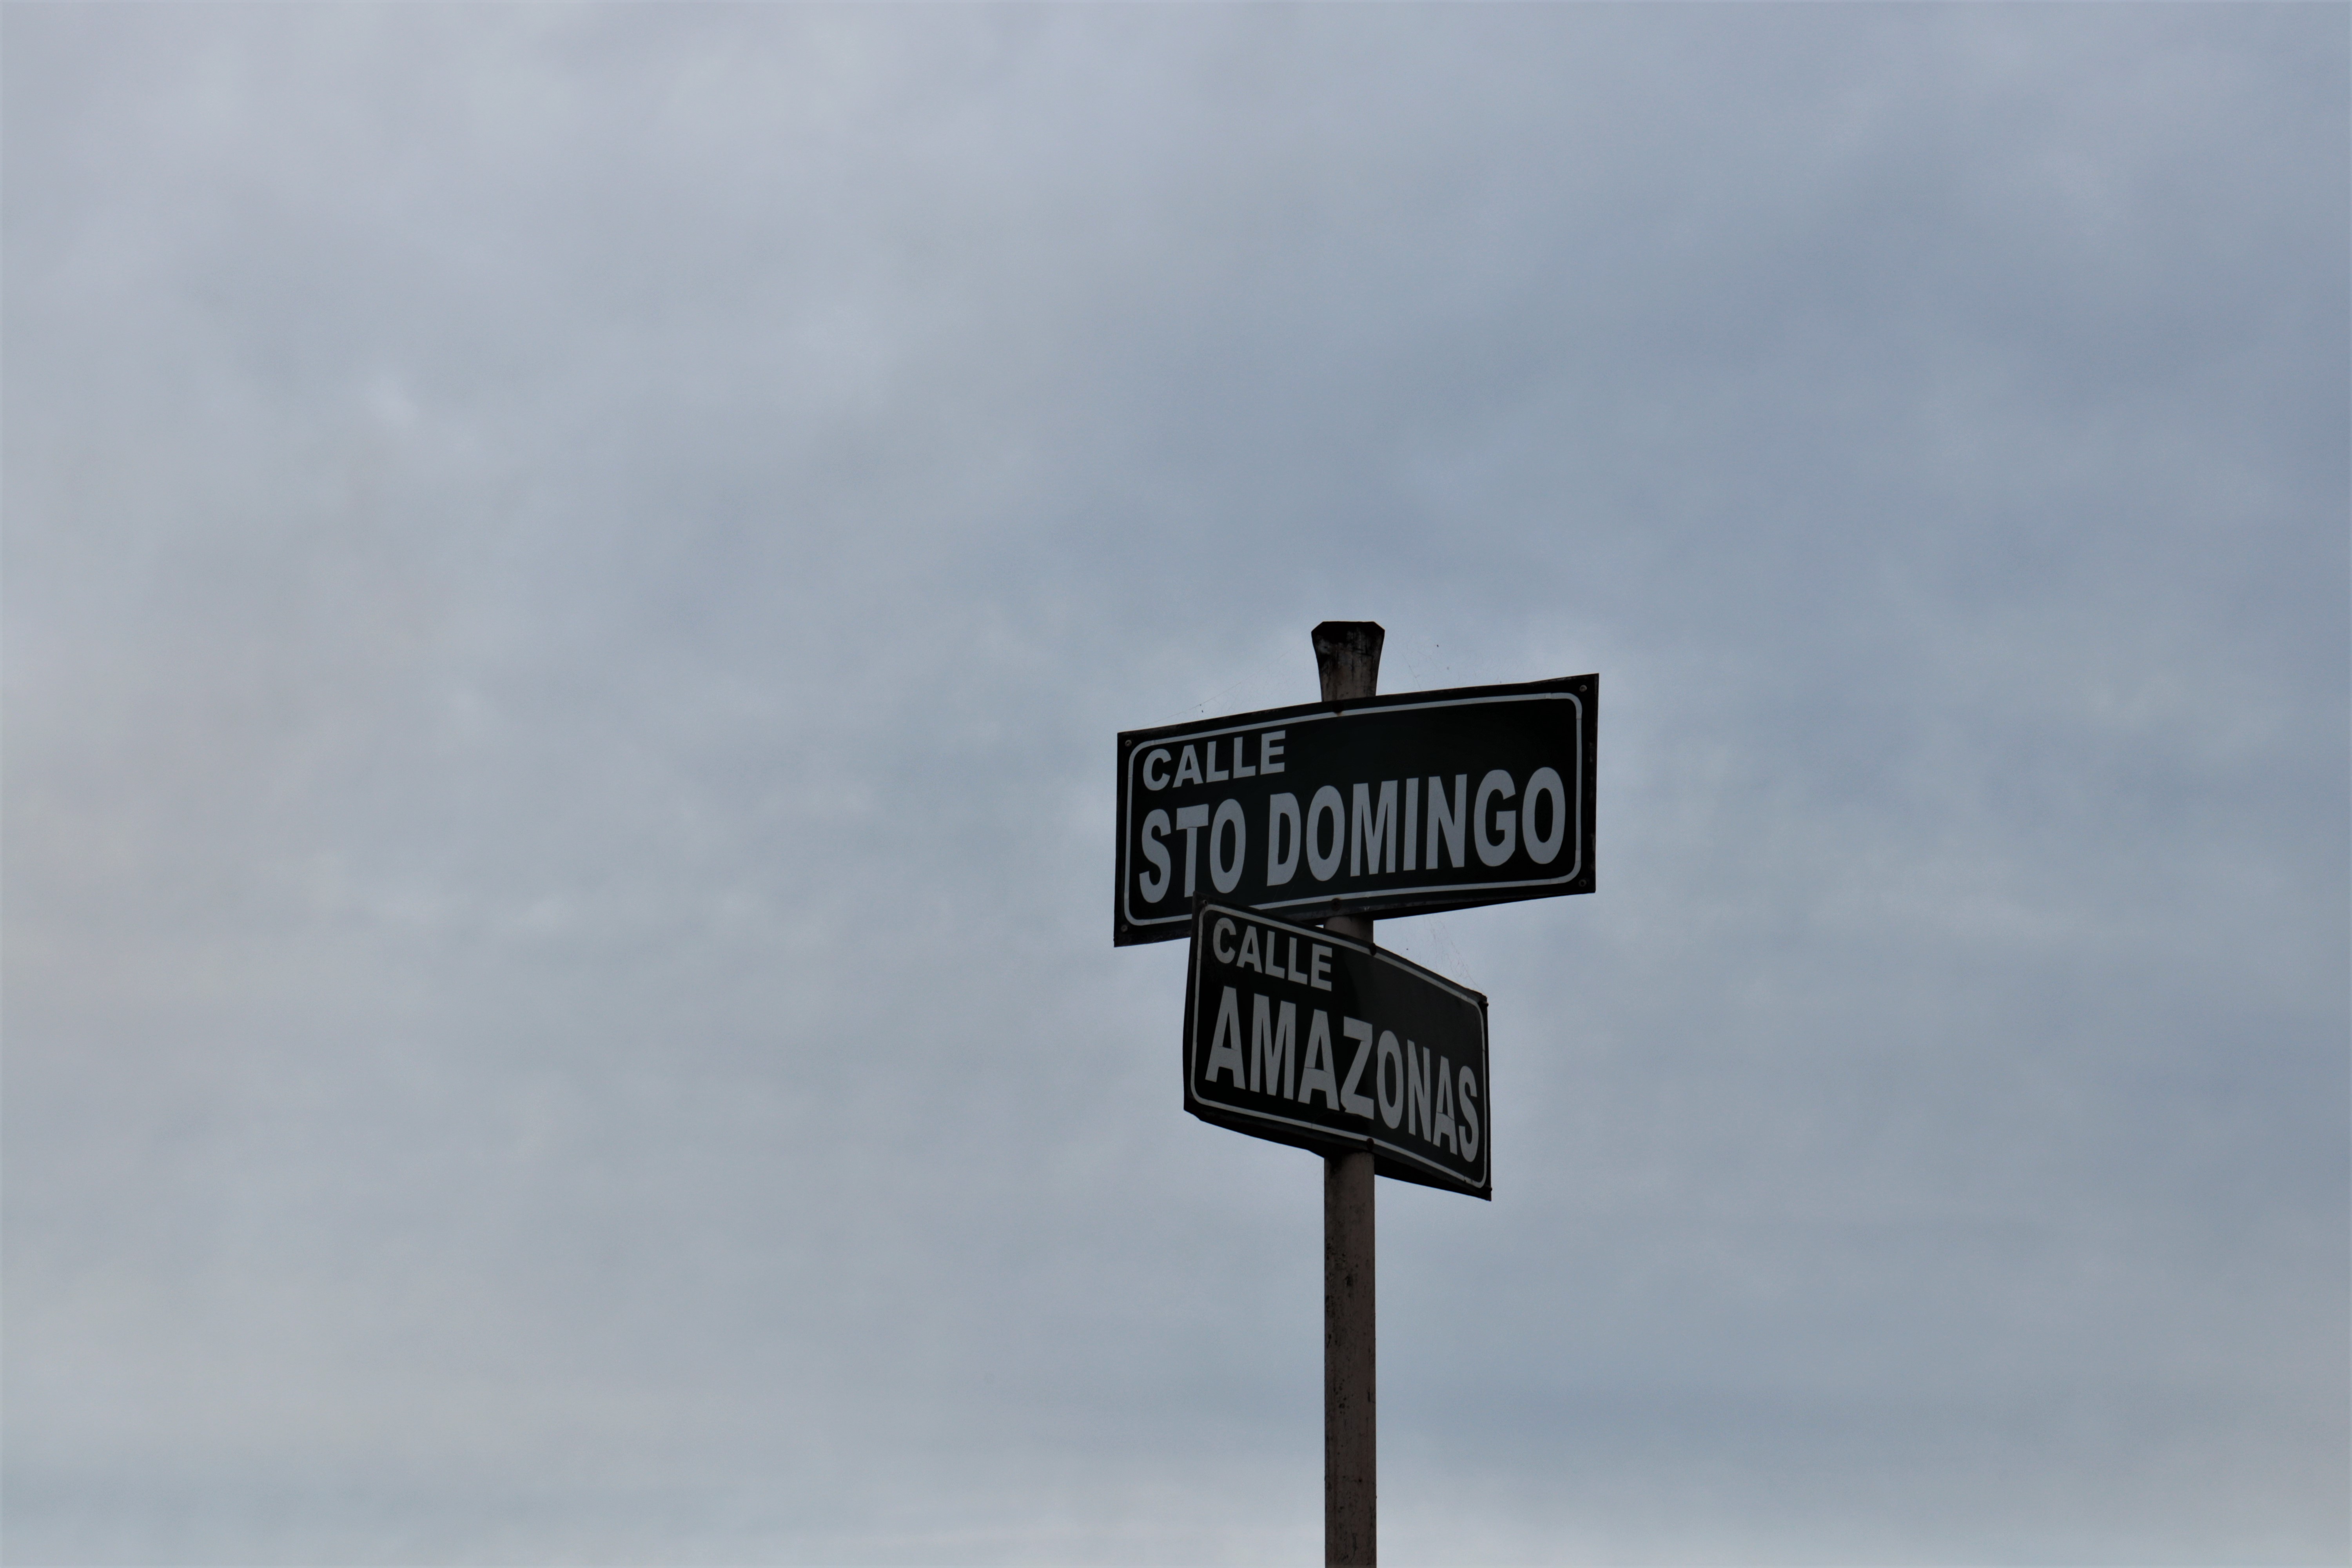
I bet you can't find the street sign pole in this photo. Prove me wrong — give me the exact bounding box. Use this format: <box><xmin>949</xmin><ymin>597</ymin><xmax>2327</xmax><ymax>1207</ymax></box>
<box><xmin>1313</xmin><ymin>620</ymin><xmax>1382</xmax><ymax>1568</ymax></box>
<box><xmin>1122</xmin><ymin>623</ymin><xmax>1583</xmax><ymax>1562</ymax></box>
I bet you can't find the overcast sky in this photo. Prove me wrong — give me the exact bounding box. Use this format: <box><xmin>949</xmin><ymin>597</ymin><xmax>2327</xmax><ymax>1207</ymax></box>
<box><xmin>5</xmin><ymin>5</ymin><xmax>2346</xmax><ymax>1565</ymax></box>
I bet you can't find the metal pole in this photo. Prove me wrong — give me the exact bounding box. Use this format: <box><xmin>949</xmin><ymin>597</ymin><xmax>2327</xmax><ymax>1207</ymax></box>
<box><xmin>1312</xmin><ymin>620</ymin><xmax>1383</xmax><ymax>1568</ymax></box>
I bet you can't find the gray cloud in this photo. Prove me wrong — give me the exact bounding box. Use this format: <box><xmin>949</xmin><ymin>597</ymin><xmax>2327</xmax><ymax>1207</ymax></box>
<box><xmin>5</xmin><ymin>5</ymin><xmax>2344</xmax><ymax>1563</ymax></box>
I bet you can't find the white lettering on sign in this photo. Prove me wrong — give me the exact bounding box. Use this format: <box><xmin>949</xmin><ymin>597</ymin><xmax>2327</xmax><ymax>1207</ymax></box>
<box><xmin>1351</xmin><ymin>780</ymin><xmax>1398</xmax><ymax>877</ymax></box>
<box><xmin>1474</xmin><ymin>769</ymin><xmax>1516</xmax><ymax>867</ymax></box>
<box><xmin>1339</xmin><ymin>1016</ymin><xmax>1375</xmax><ymax>1119</ymax></box>
<box><xmin>1307</xmin><ymin>786</ymin><xmax>1345</xmax><ymax>882</ymax></box>
<box><xmin>1267</xmin><ymin>794</ymin><xmax>1301</xmax><ymax>885</ymax></box>
<box><xmin>1524</xmin><ymin>766</ymin><xmax>1567</xmax><ymax>865</ymax></box>
<box><xmin>1457</xmin><ymin>1066</ymin><xmax>1481</xmax><ymax>1158</ymax></box>
<box><xmin>1251</xmin><ymin>995</ymin><xmax>1295</xmax><ymax>1098</ymax></box>
<box><xmin>1428</xmin><ymin>774</ymin><xmax>1468</xmax><ymax>869</ymax></box>
<box><xmin>1298</xmin><ymin>1010</ymin><xmax>1340</xmax><ymax>1109</ymax></box>
<box><xmin>1144</xmin><ymin>732</ymin><xmax>1290</xmax><ymax>792</ymax></box>
<box><xmin>1434</xmin><ymin>1054</ymin><xmax>1457</xmax><ymax>1153</ymax></box>
<box><xmin>1404</xmin><ymin>1040</ymin><xmax>1423</xmax><ymax>1139</ymax></box>
<box><xmin>1174</xmin><ymin>804</ymin><xmax>1210</xmax><ymax>896</ymax></box>
<box><xmin>1212</xmin><ymin>916</ymin><xmax>1238</xmax><ymax>964</ymax></box>
<box><xmin>1375</xmin><ymin>1029</ymin><xmax>1405</xmax><ymax>1129</ymax></box>
<box><xmin>1210</xmin><ymin>799</ymin><xmax>1247</xmax><ymax>894</ymax></box>
<box><xmin>1404</xmin><ymin>777</ymin><xmax>1419</xmax><ymax>872</ymax></box>
<box><xmin>1140</xmin><ymin>810</ymin><xmax>1172</xmax><ymax>900</ymax></box>
<box><xmin>1206</xmin><ymin>987</ymin><xmax>1247</xmax><ymax>1087</ymax></box>
<box><xmin>1206</xmin><ymin>988</ymin><xmax>1436</xmax><ymax>1135</ymax></box>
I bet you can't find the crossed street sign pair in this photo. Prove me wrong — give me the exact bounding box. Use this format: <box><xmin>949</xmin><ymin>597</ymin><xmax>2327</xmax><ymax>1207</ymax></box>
<box><xmin>1115</xmin><ymin>673</ymin><xmax>1596</xmax><ymax>1200</ymax></box>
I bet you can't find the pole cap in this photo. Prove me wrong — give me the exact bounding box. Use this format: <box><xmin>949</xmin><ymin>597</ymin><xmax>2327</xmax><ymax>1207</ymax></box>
<box><xmin>1312</xmin><ymin>621</ymin><xmax>1385</xmax><ymax>703</ymax></box>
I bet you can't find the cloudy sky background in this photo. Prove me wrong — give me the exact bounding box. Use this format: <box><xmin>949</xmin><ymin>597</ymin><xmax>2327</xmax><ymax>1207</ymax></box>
<box><xmin>5</xmin><ymin>5</ymin><xmax>2346</xmax><ymax>1564</ymax></box>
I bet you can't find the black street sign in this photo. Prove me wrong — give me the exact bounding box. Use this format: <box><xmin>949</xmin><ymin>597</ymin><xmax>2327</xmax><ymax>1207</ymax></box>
<box><xmin>1183</xmin><ymin>901</ymin><xmax>1492</xmax><ymax>1199</ymax></box>
<box><xmin>1116</xmin><ymin>675</ymin><xmax>1594</xmax><ymax>946</ymax></box>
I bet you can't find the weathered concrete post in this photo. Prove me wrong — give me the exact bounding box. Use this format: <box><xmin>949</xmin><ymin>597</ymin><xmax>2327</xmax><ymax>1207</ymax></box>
<box><xmin>1312</xmin><ymin>619</ymin><xmax>1383</xmax><ymax>1568</ymax></box>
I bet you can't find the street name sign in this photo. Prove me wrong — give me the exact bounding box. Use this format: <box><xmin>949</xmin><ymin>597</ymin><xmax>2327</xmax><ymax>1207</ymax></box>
<box><xmin>1115</xmin><ymin>674</ymin><xmax>1595</xmax><ymax>946</ymax></box>
<box><xmin>1183</xmin><ymin>900</ymin><xmax>1492</xmax><ymax>1199</ymax></box>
